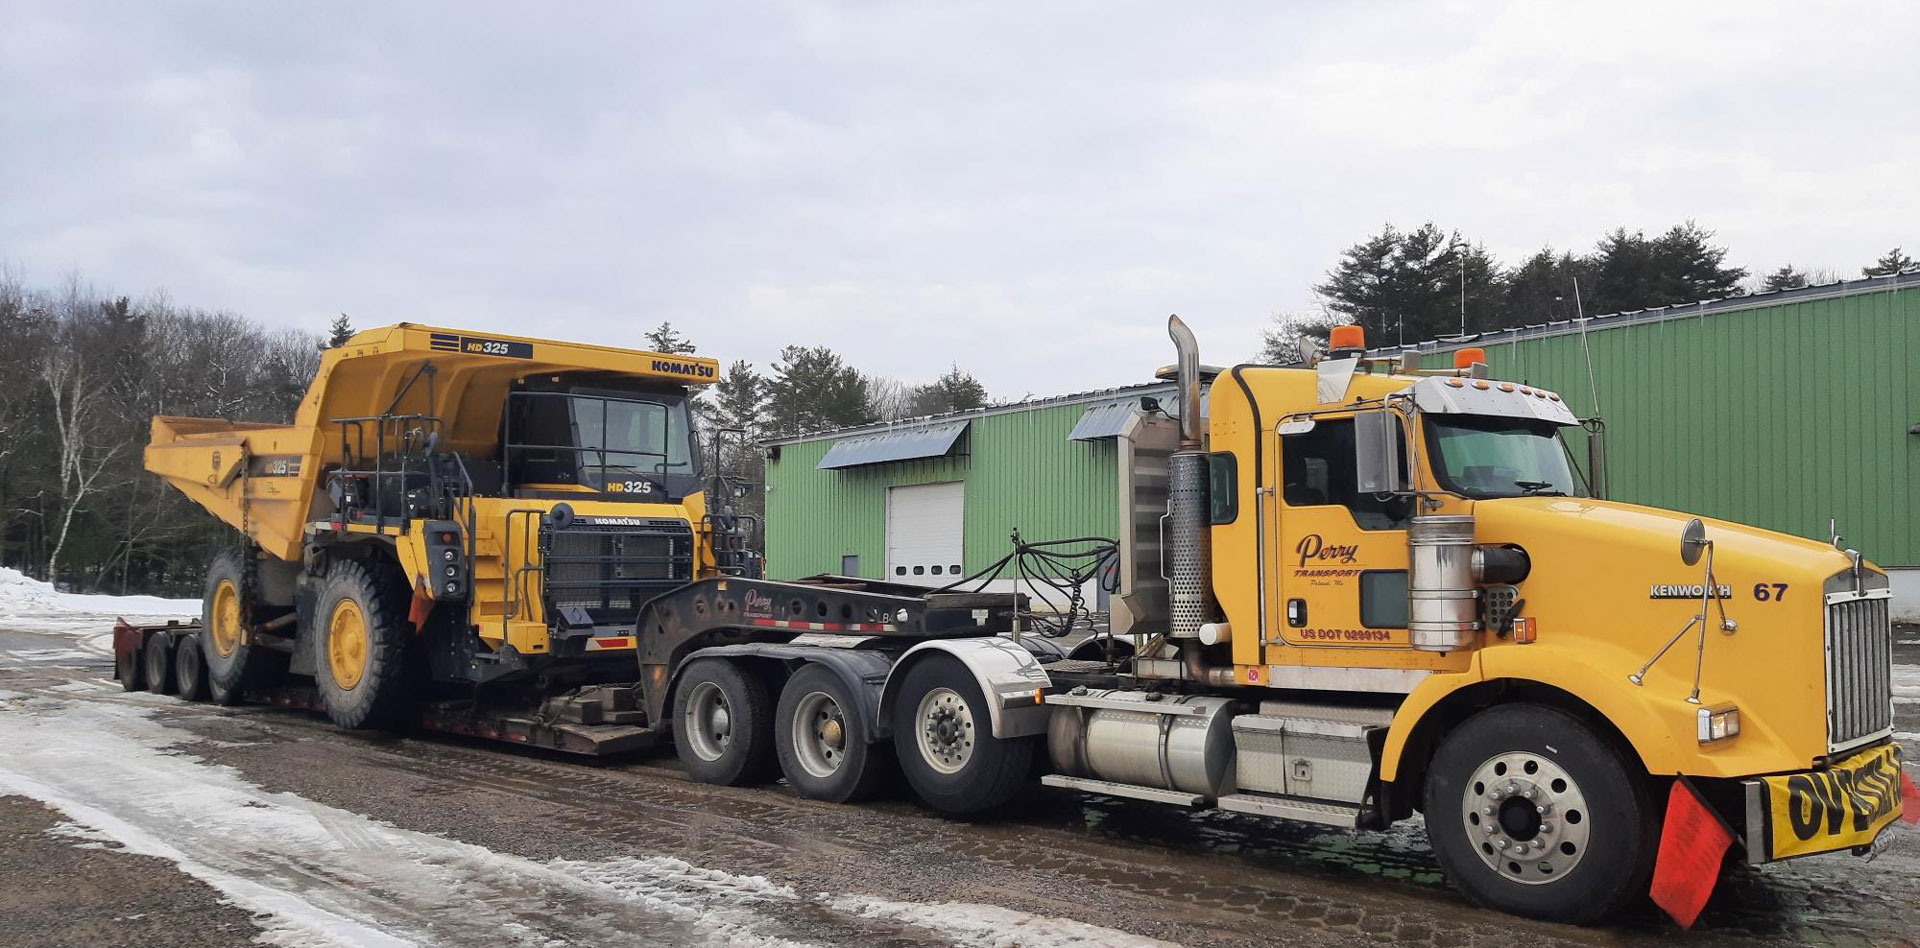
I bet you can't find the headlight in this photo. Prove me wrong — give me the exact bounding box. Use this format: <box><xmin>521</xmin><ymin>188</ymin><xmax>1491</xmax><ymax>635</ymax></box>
<box><xmin>1697</xmin><ymin>705</ymin><xmax>1740</xmax><ymax>743</ymax></box>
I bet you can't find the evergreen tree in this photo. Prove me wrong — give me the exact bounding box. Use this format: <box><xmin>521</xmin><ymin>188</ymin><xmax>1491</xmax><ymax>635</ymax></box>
<box><xmin>763</xmin><ymin>345</ymin><xmax>874</xmax><ymax>436</ymax></box>
<box><xmin>1863</xmin><ymin>247</ymin><xmax>1915</xmax><ymax>276</ymax></box>
<box><xmin>1314</xmin><ymin>225</ymin><xmax>1401</xmax><ymax>344</ymax></box>
<box><xmin>643</xmin><ymin>321</ymin><xmax>697</xmax><ymax>354</ymax></box>
<box><xmin>1654</xmin><ymin>221</ymin><xmax>1747</xmax><ymax>302</ymax></box>
<box><xmin>326</xmin><ymin>314</ymin><xmax>354</xmax><ymax>348</ymax></box>
<box><xmin>1315</xmin><ymin>222</ymin><xmax>1504</xmax><ymax>345</ymax></box>
<box><xmin>909</xmin><ymin>365</ymin><xmax>990</xmax><ymax>416</ymax></box>
<box><xmin>709</xmin><ymin>360</ymin><xmax>765</xmax><ymax>436</ymax></box>
<box><xmin>1762</xmin><ymin>265</ymin><xmax>1808</xmax><ymax>292</ymax></box>
<box><xmin>1503</xmin><ymin>248</ymin><xmax>1597</xmax><ymax>322</ymax></box>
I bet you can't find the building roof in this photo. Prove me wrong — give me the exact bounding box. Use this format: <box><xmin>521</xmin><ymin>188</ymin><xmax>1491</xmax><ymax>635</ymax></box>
<box><xmin>764</xmin><ymin>380</ymin><xmax>1176</xmax><ymax>446</ymax></box>
<box><xmin>1383</xmin><ymin>267</ymin><xmax>1919</xmax><ymax>356</ymax></box>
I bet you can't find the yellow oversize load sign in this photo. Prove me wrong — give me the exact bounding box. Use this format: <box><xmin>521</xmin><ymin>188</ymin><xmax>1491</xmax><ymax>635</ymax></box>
<box><xmin>1756</xmin><ymin>744</ymin><xmax>1903</xmax><ymax>860</ymax></box>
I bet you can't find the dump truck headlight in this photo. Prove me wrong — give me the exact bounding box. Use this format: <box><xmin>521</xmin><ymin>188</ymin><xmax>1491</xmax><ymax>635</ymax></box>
<box><xmin>1697</xmin><ymin>705</ymin><xmax>1740</xmax><ymax>743</ymax></box>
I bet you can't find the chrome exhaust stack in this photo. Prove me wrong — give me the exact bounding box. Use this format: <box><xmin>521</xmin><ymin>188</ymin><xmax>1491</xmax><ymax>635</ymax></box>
<box><xmin>1165</xmin><ymin>315</ymin><xmax>1212</xmax><ymax>641</ymax></box>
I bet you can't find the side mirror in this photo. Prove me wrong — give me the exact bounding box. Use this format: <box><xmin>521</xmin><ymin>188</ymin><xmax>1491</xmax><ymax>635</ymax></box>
<box><xmin>1679</xmin><ymin>518</ymin><xmax>1707</xmax><ymax>566</ymax></box>
<box><xmin>1354</xmin><ymin>411</ymin><xmax>1407</xmax><ymax>494</ymax></box>
<box><xmin>1139</xmin><ymin>395</ymin><xmax>1162</xmax><ymax>414</ymax></box>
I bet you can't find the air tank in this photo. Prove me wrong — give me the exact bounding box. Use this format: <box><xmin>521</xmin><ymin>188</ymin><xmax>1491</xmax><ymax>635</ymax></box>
<box><xmin>1407</xmin><ymin>515</ymin><xmax>1478</xmax><ymax>651</ymax></box>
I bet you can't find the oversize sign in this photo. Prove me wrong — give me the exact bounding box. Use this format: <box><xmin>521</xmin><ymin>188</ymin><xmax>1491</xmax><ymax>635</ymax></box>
<box><xmin>1754</xmin><ymin>743</ymin><xmax>1903</xmax><ymax>860</ymax></box>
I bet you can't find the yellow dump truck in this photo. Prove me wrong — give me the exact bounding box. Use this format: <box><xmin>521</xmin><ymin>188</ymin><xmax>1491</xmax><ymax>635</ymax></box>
<box><xmin>119</xmin><ymin>318</ymin><xmax>1902</xmax><ymax>924</ymax></box>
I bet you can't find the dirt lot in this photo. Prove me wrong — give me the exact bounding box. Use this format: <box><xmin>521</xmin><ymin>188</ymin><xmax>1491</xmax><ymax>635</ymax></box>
<box><xmin>1</xmin><ymin>624</ymin><xmax>1915</xmax><ymax>948</ymax></box>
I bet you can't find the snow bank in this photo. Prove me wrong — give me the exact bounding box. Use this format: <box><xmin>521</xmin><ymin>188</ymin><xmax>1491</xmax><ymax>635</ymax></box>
<box><xmin>0</xmin><ymin>567</ymin><xmax>198</xmax><ymax>618</ymax></box>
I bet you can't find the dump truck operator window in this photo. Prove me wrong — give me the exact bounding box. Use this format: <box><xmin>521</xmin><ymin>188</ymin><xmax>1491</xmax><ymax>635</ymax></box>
<box><xmin>1426</xmin><ymin>415</ymin><xmax>1584</xmax><ymax>499</ymax></box>
<box><xmin>1280</xmin><ymin>418</ymin><xmax>1412</xmax><ymax>529</ymax></box>
<box><xmin>570</xmin><ymin>394</ymin><xmax>695</xmax><ymax>489</ymax></box>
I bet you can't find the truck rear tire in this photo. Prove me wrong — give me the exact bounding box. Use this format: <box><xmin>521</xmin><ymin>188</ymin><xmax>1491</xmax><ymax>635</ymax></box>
<box><xmin>174</xmin><ymin>635</ymin><xmax>210</xmax><ymax>701</ymax></box>
<box><xmin>314</xmin><ymin>559</ymin><xmax>414</xmax><ymax>730</ymax></box>
<box><xmin>775</xmin><ymin>664</ymin><xmax>890</xmax><ymax>803</ymax></box>
<box><xmin>1424</xmin><ymin>703</ymin><xmax>1658</xmax><ymax>925</ymax></box>
<box><xmin>201</xmin><ymin>549</ymin><xmax>285</xmax><ymax>703</ymax></box>
<box><xmin>116</xmin><ymin>640</ymin><xmax>145</xmax><ymax>692</ymax></box>
<box><xmin>143</xmin><ymin>632</ymin><xmax>177</xmax><ymax>695</ymax></box>
<box><xmin>674</xmin><ymin>659</ymin><xmax>778</xmax><ymax>786</ymax></box>
<box><xmin>890</xmin><ymin>655</ymin><xmax>1035</xmax><ymax>816</ymax></box>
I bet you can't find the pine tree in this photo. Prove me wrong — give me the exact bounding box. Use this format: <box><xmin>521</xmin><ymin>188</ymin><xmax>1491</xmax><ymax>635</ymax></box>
<box><xmin>1762</xmin><ymin>265</ymin><xmax>1808</xmax><ymax>292</ymax></box>
<box><xmin>1315</xmin><ymin>222</ymin><xmax>1504</xmax><ymax>345</ymax></box>
<box><xmin>763</xmin><ymin>345</ymin><xmax>874</xmax><ymax>436</ymax></box>
<box><xmin>909</xmin><ymin>365</ymin><xmax>990</xmax><ymax>416</ymax></box>
<box><xmin>1654</xmin><ymin>221</ymin><xmax>1746</xmax><ymax>302</ymax></box>
<box><xmin>1503</xmin><ymin>248</ymin><xmax>1597</xmax><ymax>322</ymax></box>
<box><xmin>643</xmin><ymin>322</ymin><xmax>697</xmax><ymax>354</ymax></box>
<box><xmin>1863</xmin><ymin>247</ymin><xmax>1915</xmax><ymax>276</ymax></box>
<box><xmin>326</xmin><ymin>314</ymin><xmax>354</xmax><ymax>348</ymax></box>
<box><xmin>1314</xmin><ymin>225</ymin><xmax>1401</xmax><ymax>344</ymax></box>
<box><xmin>709</xmin><ymin>360</ymin><xmax>765</xmax><ymax>436</ymax></box>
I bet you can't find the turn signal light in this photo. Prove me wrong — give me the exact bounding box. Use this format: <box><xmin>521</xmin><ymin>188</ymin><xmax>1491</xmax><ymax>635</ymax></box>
<box><xmin>1453</xmin><ymin>347</ymin><xmax>1487</xmax><ymax>370</ymax></box>
<box><xmin>1329</xmin><ymin>324</ymin><xmax>1366</xmax><ymax>352</ymax></box>
<box><xmin>1697</xmin><ymin>705</ymin><xmax>1741</xmax><ymax>743</ymax></box>
<box><xmin>1511</xmin><ymin>616</ymin><xmax>1538</xmax><ymax>643</ymax></box>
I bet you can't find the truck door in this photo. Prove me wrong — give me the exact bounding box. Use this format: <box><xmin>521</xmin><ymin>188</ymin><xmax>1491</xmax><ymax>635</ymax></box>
<box><xmin>1266</xmin><ymin>416</ymin><xmax>1415</xmax><ymax>649</ymax></box>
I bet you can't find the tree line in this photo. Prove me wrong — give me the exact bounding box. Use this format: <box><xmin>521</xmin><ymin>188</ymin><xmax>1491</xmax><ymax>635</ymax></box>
<box><xmin>0</xmin><ymin>271</ymin><xmax>991</xmax><ymax>595</ymax></box>
<box><xmin>1261</xmin><ymin>223</ymin><xmax>1915</xmax><ymax>360</ymax></box>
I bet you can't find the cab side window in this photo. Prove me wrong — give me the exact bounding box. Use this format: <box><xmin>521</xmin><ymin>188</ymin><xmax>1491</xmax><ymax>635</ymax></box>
<box><xmin>1280</xmin><ymin>419</ymin><xmax>1413</xmax><ymax>529</ymax></box>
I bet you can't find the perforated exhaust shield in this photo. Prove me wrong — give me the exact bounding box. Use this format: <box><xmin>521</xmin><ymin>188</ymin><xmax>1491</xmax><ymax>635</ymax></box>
<box><xmin>1167</xmin><ymin>450</ymin><xmax>1212</xmax><ymax>639</ymax></box>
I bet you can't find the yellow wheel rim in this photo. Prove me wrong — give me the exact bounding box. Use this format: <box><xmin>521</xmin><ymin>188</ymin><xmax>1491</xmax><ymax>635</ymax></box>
<box><xmin>211</xmin><ymin>579</ymin><xmax>242</xmax><ymax>657</ymax></box>
<box><xmin>327</xmin><ymin>598</ymin><xmax>369</xmax><ymax>691</ymax></box>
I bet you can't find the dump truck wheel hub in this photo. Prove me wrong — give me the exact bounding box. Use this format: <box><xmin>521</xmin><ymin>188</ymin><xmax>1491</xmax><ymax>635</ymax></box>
<box><xmin>211</xmin><ymin>580</ymin><xmax>242</xmax><ymax>658</ymax></box>
<box><xmin>1460</xmin><ymin>752</ymin><xmax>1591</xmax><ymax>885</ymax></box>
<box><xmin>327</xmin><ymin>598</ymin><xmax>369</xmax><ymax>691</ymax></box>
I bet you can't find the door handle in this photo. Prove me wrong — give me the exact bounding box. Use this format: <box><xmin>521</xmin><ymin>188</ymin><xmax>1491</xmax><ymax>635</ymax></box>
<box><xmin>1286</xmin><ymin>598</ymin><xmax>1308</xmax><ymax>628</ymax></box>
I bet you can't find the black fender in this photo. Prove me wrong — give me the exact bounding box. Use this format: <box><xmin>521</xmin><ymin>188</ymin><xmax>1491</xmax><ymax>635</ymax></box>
<box><xmin>672</xmin><ymin>643</ymin><xmax>896</xmax><ymax>744</ymax></box>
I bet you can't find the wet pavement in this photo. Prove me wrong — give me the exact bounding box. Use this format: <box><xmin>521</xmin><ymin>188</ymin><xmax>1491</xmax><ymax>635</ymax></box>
<box><xmin>1</xmin><ymin>622</ymin><xmax>1915</xmax><ymax>947</ymax></box>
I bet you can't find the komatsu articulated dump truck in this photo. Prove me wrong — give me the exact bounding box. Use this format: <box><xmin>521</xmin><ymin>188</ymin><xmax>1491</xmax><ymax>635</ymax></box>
<box><xmin>122</xmin><ymin>318</ymin><xmax>1902</xmax><ymax>924</ymax></box>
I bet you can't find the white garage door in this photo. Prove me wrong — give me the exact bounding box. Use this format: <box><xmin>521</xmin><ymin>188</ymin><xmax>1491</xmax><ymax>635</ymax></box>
<box><xmin>886</xmin><ymin>481</ymin><xmax>965</xmax><ymax>586</ymax></box>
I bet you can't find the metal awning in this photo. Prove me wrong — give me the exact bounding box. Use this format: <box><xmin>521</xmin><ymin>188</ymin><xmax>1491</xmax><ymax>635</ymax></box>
<box><xmin>1068</xmin><ymin>399</ymin><xmax>1142</xmax><ymax>441</ymax></box>
<box><xmin>817</xmin><ymin>420</ymin><xmax>970</xmax><ymax>469</ymax></box>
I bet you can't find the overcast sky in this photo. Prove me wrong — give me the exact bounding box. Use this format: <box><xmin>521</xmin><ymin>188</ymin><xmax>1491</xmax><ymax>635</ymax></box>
<box><xmin>3</xmin><ymin>2</ymin><xmax>1915</xmax><ymax>396</ymax></box>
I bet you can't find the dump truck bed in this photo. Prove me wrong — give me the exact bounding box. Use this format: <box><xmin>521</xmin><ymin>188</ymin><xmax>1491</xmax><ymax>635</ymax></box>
<box><xmin>145</xmin><ymin>416</ymin><xmax>325</xmax><ymax>562</ymax></box>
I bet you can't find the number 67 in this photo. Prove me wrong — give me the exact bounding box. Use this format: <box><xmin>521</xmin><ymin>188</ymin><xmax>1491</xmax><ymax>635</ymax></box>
<box><xmin>1753</xmin><ymin>583</ymin><xmax>1787</xmax><ymax>602</ymax></box>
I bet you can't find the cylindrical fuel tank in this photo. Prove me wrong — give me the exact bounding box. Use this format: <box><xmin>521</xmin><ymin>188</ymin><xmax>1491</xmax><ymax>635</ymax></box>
<box><xmin>1048</xmin><ymin>691</ymin><xmax>1237</xmax><ymax>798</ymax></box>
<box><xmin>1408</xmin><ymin>515</ymin><xmax>1478</xmax><ymax>651</ymax></box>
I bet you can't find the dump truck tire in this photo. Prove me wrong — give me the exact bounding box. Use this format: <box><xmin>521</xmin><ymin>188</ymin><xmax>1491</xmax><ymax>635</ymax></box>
<box><xmin>891</xmin><ymin>655</ymin><xmax>1035</xmax><ymax>816</ymax></box>
<box><xmin>201</xmin><ymin>549</ymin><xmax>285</xmax><ymax>701</ymax></box>
<box><xmin>1424</xmin><ymin>703</ymin><xmax>1657</xmax><ymax>925</ymax></box>
<box><xmin>674</xmin><ymin>659</ymin><xmax>778</xmax><ymax>786</ymax></box>
<box><xmin>314</xmin><ymin>559</ymin><xmax>413</xmax><ymax>730</ymax></box>
<box><xmin>174</xmin><ymin>635</ymin><xmax>210</xmax><ymax>701</ymax></box>
<box><xmin>775</xmin><ymin>663</ymin><xmax>891</xmax><ymax>803</ymax></box>
<box><xmin>143</xmin><ymin>632</ymin><xmax>177</xmax><ymax>695</ymax></box>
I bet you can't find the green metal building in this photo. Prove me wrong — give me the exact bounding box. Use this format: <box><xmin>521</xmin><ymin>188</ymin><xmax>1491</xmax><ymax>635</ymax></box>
<box><xmin>763</xmin><ymin>384</ymin><xmax>1174</xmax><ymax>595</ymax></box>
<box><xmin>764</xmin><ymin>270</ymin><xmax>1918</xmax><ymax>619</ymax></box>
<box><xmin>1403</xmin><ymin>270</ymin><xmax>1919</xmax><ymax>619</ymax></box>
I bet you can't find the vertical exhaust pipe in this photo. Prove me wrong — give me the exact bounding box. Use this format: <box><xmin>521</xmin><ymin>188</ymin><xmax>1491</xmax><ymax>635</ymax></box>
<box><xmin>1165</xmin><ymin>316</ymin><xmax>1212</xmax><ymax>640</ymax></box>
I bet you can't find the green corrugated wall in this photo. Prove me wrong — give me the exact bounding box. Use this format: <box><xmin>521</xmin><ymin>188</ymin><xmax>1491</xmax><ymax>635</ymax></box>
<box><xmin>1435</xmin><ymin>284</ymin><xmax>1919</xmax><ymax>567</ymax></box>
<box><xmin>765</xmin><ymin>400</ymin><xmax>1121</xmax><ymax>580</ymax></box>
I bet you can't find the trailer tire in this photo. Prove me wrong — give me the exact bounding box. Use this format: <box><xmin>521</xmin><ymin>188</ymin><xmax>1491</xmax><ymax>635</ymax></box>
<box><xmin>201</xmin><ymin>549</ymin><xmax>285</xmax><ymax>701</ymax></box>
<box><xmin>675</xmin><ymin>659</ymin><xmax>778</xmax><ymax>786</ymax></box>
<box><xmin>143</xmin><ymin>632</ymin><xmax>177</xmax><ymax>695</ymax></box>
<box><xmin>314</xmin><ymin>559</ymin><xmax>414</xmax><ymax>730</ymax></box>
<box><xmin>1424</xmin><ymin>702</ymin><xmax>1657</xmax><ymax>925</ymax></box>
<box><xmin>116</xmin><ymin>639</ymin><xmax>145</xmax><ymax>692</ymax></box>
<box><xmin>891</xmin><ymin>655</ymin><xmax>1035</xmax><ymax>816</ymax></box>
<box><xmin>174</xmin><ymin>635</ymin><xmax>210</xmax><ymax>701</ymax></box>
<box><xmin>775</xmin><ymin>664</ymin><xmax>891</xmax><ymax>803</ymax></box>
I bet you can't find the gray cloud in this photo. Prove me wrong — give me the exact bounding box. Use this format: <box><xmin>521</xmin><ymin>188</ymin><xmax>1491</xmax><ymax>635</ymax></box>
<box><xmin>3</xmin><ymin>1</ymin><xmax>1915</xmax><ymax>394</ymax></box>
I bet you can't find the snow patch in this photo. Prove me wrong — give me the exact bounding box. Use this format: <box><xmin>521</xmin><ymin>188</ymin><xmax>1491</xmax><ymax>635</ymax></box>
<box><xmin>834</xmin><ymin>897</ymin><xmax>1182</xmax><ymax>948</ymax></box>
<box><xmin>46</xmin><ymin>818</ymin><xmax>121</xmax><ymax>849</ymax></box>
<box><xmin>0</xmin><ymin>567</ymin><xmax>197</xmax><ymax>626</ymax></box>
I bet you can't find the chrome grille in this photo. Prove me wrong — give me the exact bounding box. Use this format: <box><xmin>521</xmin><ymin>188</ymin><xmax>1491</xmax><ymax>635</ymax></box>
<box><xmin>1826</xmin><ymin>595</ymin><xmax>1893</xmax><ymax>751</ymax></box>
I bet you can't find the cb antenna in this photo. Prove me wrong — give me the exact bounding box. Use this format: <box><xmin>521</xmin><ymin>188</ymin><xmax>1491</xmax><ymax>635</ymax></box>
<box><xmin>1573</xmin><ymin>276</ymin><xmax>1601</xmax><ymax>419</ymax></box>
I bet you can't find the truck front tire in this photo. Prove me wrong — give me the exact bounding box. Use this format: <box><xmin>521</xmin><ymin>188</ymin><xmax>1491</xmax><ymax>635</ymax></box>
<box><xmin>674</xmin><ymin>659</ymin><xmax>778</xmax><ymax>785</ymax></box>
<box><xmin>1424</xmin><ymin>703</ymin><xmax>1658</xmax><ymax>924</ymax></box>
<box><xmin>313</xmin><ymin>559</ymin><xmax>414</xmax><ymax>730</ymax></box>
<box><xmin>891</xmin><ymin>655</ymin><xmax>1035</xmax><ymax>816</ymax></box>
<box><xmin>200</xmin><ymin>549</ymin><xmax>284</xmax><ymax>704</ymax></box>
<box><xmin>775</xmin><ymin>664</ymin><xmax>890</xmax><ymax>803</ymax></box>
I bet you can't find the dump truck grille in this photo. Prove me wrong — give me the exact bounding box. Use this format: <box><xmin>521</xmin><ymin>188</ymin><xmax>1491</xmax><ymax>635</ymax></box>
<box><xmin>545</xmin><ymin>519</ymin><xmax>694</xmax><ymax>621</ymax></box>
<box><xmin>1826</xmin><ymin>594</ymin><xmax>1893</xmax><ymax>752</ymax></box>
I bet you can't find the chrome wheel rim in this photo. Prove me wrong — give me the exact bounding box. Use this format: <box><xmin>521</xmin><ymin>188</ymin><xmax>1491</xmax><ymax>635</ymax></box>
<box><xmin>683</xmin><ymin>681</ymin><xmax>732</xmax><ymax>762</ymax></box>
<box><xmin>914</xmin><ymin>686</ymin><xmax>974</xmax><ymax>775</ymax></box>
<box><xmin>1460</xmin><ymin>751</ymin><xmax>1592</xmax><ymax>884</ymax></box>
<box><xmin>790</xmin><ymin>690</ymin><xmax>847</xmax><ymax>779</ymax></box>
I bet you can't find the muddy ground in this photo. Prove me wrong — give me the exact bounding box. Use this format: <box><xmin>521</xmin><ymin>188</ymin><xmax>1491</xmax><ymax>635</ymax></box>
<box><xmin>0</xmin><ymin>624</ymin><xmax>1915</xmax><ymax>948</ymax></box>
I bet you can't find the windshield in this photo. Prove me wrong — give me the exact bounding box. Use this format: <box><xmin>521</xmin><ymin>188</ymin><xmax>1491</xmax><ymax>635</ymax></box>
<box><xmin>571</xmin><ymin>394</ymin><xmax>696</xmax><ymax>486</ymax></box>
<box><xmin>1426</xmin><ymin>415</ymin><xmax>1585</xmax><ymax>499</ymax></box>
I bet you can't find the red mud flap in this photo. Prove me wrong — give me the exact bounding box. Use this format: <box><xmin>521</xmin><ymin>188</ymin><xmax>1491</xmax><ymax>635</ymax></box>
<box><xmin>1649</xmin><ymin>777</ymin><xmax>1734</xmax><ymax>929</ymax></box>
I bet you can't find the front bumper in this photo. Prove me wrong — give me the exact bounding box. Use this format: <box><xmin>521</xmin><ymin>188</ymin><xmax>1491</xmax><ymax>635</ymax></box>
<box><xmin>1742</xmin><ymin>742</ymin><xmax>1904</xmax><ymax>864</ymax></box>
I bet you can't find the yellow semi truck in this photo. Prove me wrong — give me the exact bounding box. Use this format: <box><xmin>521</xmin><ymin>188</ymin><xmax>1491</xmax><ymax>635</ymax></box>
<box><xmin>119</xmin><ymin>318</ymin><xmax>1902</xmax><ymax>924</ymax></box>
